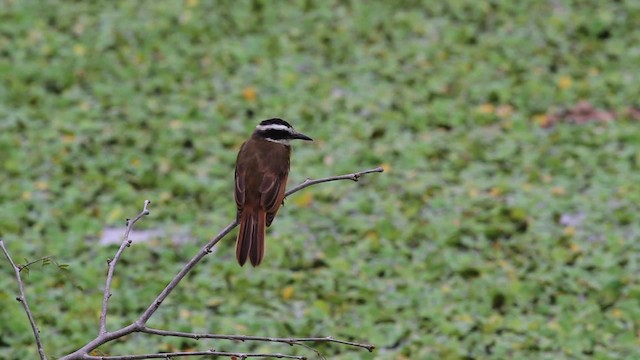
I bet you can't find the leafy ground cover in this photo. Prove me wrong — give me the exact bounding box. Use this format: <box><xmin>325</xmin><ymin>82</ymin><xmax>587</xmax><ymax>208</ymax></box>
<box><xmin>1</xmin><ymin>0</ymin><xmax>640</xmax><ymax>359</ymax></box>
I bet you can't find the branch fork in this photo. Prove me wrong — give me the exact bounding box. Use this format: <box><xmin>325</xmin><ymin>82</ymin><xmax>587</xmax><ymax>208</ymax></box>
<box><xmin>3</xmin><ymin>168</ymin><xmax>383</xmax><ymax>360</ymax></box>
<box><xmin>1</xmin><ymin>239</ymin><xmax>49</xmax><ymax>360</ymax></box>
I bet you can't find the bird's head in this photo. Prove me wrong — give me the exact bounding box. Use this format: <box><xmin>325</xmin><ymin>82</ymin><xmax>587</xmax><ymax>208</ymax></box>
<box><xmin>254</xmin><ymin>118</ymin><xmax>313</xmax><ymax>145</ymax></box>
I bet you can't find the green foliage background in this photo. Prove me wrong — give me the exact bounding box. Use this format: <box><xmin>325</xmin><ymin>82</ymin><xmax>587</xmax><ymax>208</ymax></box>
<box><xmin>1</xmin><ymin>0</ymin><xmax>640</xmax><ymax>359</ymax></box>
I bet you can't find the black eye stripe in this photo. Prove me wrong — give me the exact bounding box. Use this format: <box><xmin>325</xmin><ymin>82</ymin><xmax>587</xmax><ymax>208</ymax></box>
<box><xmin>259</xmin><ymin>129</ymin><xmax>291</xmax><ymax>140</ymax></box>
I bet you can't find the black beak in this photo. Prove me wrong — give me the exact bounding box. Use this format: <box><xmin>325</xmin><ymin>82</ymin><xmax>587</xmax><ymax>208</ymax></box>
<box><xmin>291</xmin><ymin>130</ymin><xmax>313</xmax><ymax>141</ymax></box>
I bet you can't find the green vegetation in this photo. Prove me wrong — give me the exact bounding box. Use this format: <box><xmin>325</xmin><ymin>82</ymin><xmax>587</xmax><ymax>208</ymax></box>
<box><xmin>1</xmin><ymin>0</ymin><xmax>640</xmax><ymax>359</ymax></box>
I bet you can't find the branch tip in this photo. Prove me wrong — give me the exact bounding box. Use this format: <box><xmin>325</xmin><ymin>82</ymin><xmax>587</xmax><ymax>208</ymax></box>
<box><xmin>142</xmin><ymin>200</ymin><xmax>151</xmax><ymax>214</ymax></box>
<box><xmin>285</xmin><ymin>167</ymin><xmax>384</xmax><ymax>198</ymax></box>
<box><xmin>98</xmin><ymin>200</ymin><xmax>153</xmax><ymax>341</ymax></box>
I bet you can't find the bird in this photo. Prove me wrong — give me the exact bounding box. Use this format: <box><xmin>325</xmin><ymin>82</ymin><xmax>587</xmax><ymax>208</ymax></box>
<box><xmin>234</xmin><ymin>118</ymin><xmax>313</xmax><ymax>266</ymax></box>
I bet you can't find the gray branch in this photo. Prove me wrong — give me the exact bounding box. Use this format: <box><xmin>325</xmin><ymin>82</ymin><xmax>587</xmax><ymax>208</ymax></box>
<box><xmin>99</xmin><ymin>200</ymin><xmax>151</xmax><ymax>335</ymax></box>
<box><xmin>141</xmin><ymin>327</ymin><xmax>375</xmax><ymax>352</ymax></box>
<box><xmin>84</xmin><ymin>350</ymin><xmax>306</xmax><ymax>359</ymax></box>
<box><xmin>0</xmin><ymin>239</ymin><xmax>49</xmax><ymax>360</ymax></box>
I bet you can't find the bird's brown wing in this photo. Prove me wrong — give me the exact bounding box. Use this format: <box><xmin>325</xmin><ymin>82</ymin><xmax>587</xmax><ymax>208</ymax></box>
<box><xmin>234</xmin><ymin>170</ymin><xmax>245</xmax><ymax>217</ymax></box>
<box><xmin>234</xmin><ymin>143</ymin><xmax>247</xmax><ymax>221</ymax></box>
<box><xmin>259</xmin><ymin>172</ymin><xmax>288</xmax><ymax>227</ymax></box>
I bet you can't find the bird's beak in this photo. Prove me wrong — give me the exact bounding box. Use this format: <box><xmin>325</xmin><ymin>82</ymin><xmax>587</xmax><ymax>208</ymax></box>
<box><xmin>291</xmin><ymin>130</ymin><xmax>313</xmax><ymax>141</ymax></box>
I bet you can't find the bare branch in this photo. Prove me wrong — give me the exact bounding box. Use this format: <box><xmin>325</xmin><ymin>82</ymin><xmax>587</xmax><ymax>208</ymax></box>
<box><xmin>285</xmin><ymin>167</ymin><xmax>384</xmax><ymax>196</ymax></box>
<box><xmin>0</xmin><ymin>239</ymin><xmax>49</xmax><ymax>360</ymax></box>
<box><xmin>60</xmin><ymin>168</ymin><xmax>382</xmax><ymax>359</ymax></box>
<box><xmin>135</xmin><ymin>220</ymin><xmax>238</xmax><ymax>325</ymax></box>
<box><xmin>99</xmin><ymin>200</ymin><xmax>151</xmax><ymax>335</ymax></box>
<box><xmin>141</xmin><ymin>327</ymin><xmax>375</xmax><ymax>352</ymax></box>
<box><xmin>136</xmin><ymin>167</ymin><xmax>384</xmax><ymax>325</ymax></box>
<box><xmin>84</xmin><ymin>350</ymin><xmax>306</xmax><ymax>359</ymax></box>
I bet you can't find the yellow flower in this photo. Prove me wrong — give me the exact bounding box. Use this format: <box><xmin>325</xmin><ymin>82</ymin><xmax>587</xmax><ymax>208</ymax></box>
<box><xmin>477</xmin><ymin>103</ymin><xmax>495</xmax><ymax>114</ymax></box>
<box><xmin>35</xmin><ymin>181</ymin><xmax>48</xmax><ymax>190</ymax></box>
<box><xmin>293</xmin><ymin>192</ymin><xmax>313</xmax><ymax>207</ymax></box>
<box><xmin>73</xmin><ymin>44</ymin><xmax>85</xmax><ymax>56</ymax></box>
<box><xmin>533</xmin><ymin>114</ymin><xmax>550</xmax><ymax>127</ymax></box>
<box><xmin>558</xmin><ymin>76</ymin><xmax>572</xmax><ymax>90</ymax></box>
<box><xmin>611</xmin><ymin>308</ymin><xmax>623</xmax><ymax>318</ymax></box>
<box><xmin>568</xmin><ymin>242</ymin><xmax>581</xmax><ymax>252</ymax></box>
<box><xmin>242</xmin><ymin>86</ymin><xmax>257</xmax><ymax>102</ymax></box>
<box><xmin>281</xmin><ymin>286</ymin><xmax>294</xmax><ymax>300</ymax></box>
<box><xmin>563</xmin><ymin>227</ymin><xmax>576</xmax><ymax>237</ymax></box>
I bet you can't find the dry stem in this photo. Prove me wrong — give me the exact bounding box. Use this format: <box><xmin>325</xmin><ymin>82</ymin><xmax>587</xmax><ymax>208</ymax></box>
<box><xmin>99</xmin><ymin>200</ymin><xmax>151</xmax><ymax>335</ymax></box>
<box><xmin>0</xmin><ymin>239</ymin><xmax>49</xmax><ymax>360</ymax></box>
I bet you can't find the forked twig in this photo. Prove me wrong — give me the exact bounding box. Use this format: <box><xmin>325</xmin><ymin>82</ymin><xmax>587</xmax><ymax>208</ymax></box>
<box><xmin>20</xmin><ymin>256</ymin><xmax>54</xmax><ymax>270</ymax></box>
<box><xmin>0</xmin><ymin>239</ymin><xmax>49</xmax><ymax>360</ymax></box>
<box><xmin>99</xmin><ymin>200</ymin><xmax>151</xmax><ymax>335</ymax></box>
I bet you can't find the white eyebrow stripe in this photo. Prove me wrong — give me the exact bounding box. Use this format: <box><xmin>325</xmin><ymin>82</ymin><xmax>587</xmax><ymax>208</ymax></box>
<box><xmin>255</xmin><ymin>124</ymin><xmax>292</xmax><ymax>132</ymax></box>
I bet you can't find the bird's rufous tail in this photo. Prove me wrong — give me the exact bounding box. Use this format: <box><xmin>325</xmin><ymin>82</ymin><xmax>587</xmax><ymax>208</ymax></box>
<box><xmin>235</xmin><ymin>208</ymin><xmax>266</xmax><ymax>266</ymax></box>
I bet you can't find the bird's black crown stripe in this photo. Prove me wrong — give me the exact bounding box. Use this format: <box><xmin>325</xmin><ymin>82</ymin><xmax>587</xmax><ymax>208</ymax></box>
<box><xmin>259</xmin><ymin>118</ymin><xmax>292</xmax><ymax>128</ymax></box>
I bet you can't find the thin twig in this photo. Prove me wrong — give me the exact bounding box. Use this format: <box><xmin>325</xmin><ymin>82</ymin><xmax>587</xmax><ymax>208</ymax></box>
<box><xmin>141</xmin><ymin>327</ymin><xmax>375</xmax><ymax>352</ymax></box>
<box><xmin>19</xmin><ymin>256</ymin><xmax>54</xmax><ymax>270</ymax></box>
<box><xmin>0</xmin><ymin>239</ymin><xmax>49</xmax><ymax>360</ymax></box>
<box><xmin>85</xmin><ymin>350</ymin><xmax>306</xmax><ymax>359</ymax></box>
<box><xmin>99</xmin><ymin>200</ymin><xmax>151</xmax><ymax>335</ymax></box>
<box><xmin>135</xmin><ymin>220</ymin><xmax>238</xmax><ymax>325</ymax></box>
<box><xmin>285</xmin><ymin>167</ymin><xmax>384</xmax><ymax>196</ymax></box>
<box><xmin>60</xmin><ymin>167</ymin><xmax>382</xmax><ymax>360</ymax></box>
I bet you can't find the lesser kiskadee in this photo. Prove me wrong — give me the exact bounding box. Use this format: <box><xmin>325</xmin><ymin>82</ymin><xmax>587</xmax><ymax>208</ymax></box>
<box><xmin>234</xmin><ymin>118</ymin><xmax>313</xmax><ymax>266</ymax></box>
